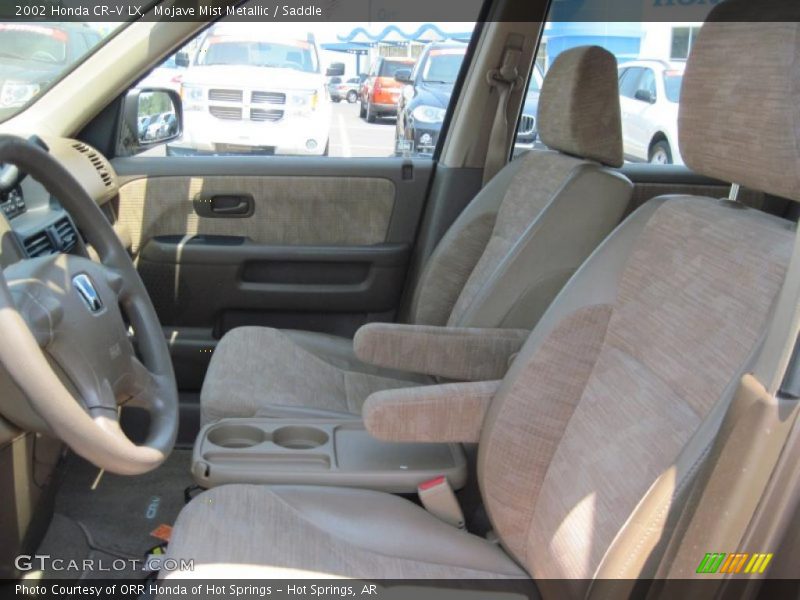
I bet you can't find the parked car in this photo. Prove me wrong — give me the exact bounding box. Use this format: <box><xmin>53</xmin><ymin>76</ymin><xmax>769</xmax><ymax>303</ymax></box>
<box><xmin>169</xmin><ymin>24</ymin><xmax>332</xmax><ymax>156</ymax></box>
<box><xmin>516</xmin><ymin>65</ymin><xmax>544</xmax><ymax>149</ymax></box>
<box><xmin>617</xmin><ymin>59</ymin><xmax>685</xmax><ymax>164</ymax></box>
<box><xmin>328</xmin><ymin>76</ymin><xmax>361</xmax><ymax>103</ymax></box>
<box><xmin>395</xmin><ymin>42</ymin><xmax>543</xmax><ymax>156</ymax></box>
<box><xmin>0</xmin><ymin>23</ymin><xmax>100</xmax><ymax>112</ymax></box>
<box><xmin>360</xmin><ymin>56</ymin><xmax>415</xmax><ymax>122</ymax></box>
<box><xmin>326</xmin><ymin>76</ymin><xmax>342</xmax><ymax>100</ymax></box>
<box><xmin>394</xmin><ymin>42</ymin><xmax>466</xmax><ymax>154</ymax></box>
<box><xmin>144</xmin><ymin>112</ymin><xmax>178</xmax><ymax>141</ymax></box>
<box><xmin>137</xmin><ymin>115</ymin><xmax>153</xmax><ymax>140</ymax></box>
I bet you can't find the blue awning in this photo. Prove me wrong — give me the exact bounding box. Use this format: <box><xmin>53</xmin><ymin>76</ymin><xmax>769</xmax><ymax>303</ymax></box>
<box><xmin>337</xmin><ymin>24</ymin><xmax>473</xmax><ymax>44</ymax></box>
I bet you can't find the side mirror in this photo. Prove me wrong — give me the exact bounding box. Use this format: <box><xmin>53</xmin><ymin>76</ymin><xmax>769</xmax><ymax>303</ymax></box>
<box><xmin>394</xmin><ymin>69</ymin><xmax>413</xmax><ymax>84</ymax></box>
<box><xmin>326</xmin><ymin>62</ymin><xmax>345</xmax><ymax>77</ymax></box>
<box><xmin>122</xmin><ymin>88</ymin><xmax>183</xmax><ymax>153</ymax></box>
<box><xmin>175</xmin><ymin>51</ymin><xmax>190</xmax><ymax>68</ymax></box>
<box><xmin>634</xmin><ymin>89</ymin><xmax>656</xmax><ymax>104</ymax></box>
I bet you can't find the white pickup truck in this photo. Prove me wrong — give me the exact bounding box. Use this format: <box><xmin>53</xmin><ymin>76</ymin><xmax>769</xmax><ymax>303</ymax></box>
<box><xmin>169</xmin><ymin>24</ymin><xmax>332</xmax><ymax>156</ymax></box>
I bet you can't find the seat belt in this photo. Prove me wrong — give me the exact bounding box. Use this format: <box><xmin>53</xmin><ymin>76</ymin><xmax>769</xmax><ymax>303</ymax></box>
<box><xmin>483</xmin><ymin>43</ymin><xmax>524</xmax><ymax>185</ymax></box>
<box><xmin>418</xmin><ymin>475</ymin><xmax>465</xmax><ymax>529</ymax></box>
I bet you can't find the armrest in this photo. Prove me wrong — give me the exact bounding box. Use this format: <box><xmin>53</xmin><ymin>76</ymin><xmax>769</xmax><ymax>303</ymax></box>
<box><xmin>363</xmin><ymin>380</ymin><xmax>501</xmax><ymax>443</ymax></box>
<box><xmin>353</xmin><ymin>323</ymin><xmax>529</xmax><ymax>381</ymax></box>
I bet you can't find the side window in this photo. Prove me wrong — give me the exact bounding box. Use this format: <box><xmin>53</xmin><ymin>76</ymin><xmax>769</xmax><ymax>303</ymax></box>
<box><xmin>639</xmin><ymin>69</ymin><xmax>656</xmax><ymax>99</ymax></box>
<box><xmin>617</xmin><ymin>67</ymin><xmax>628</xmax><ymax>87</ymax></box>
<box><xmin>128</xmin><ymin>19</ymin><xmax>478</xmax><ymax>160</ymax></box>
<box><xmin>619</xmin><ymin>67</ymin><xmax>644</xmax><ymax>99</ymax></box>
<box><xmin>637</xmin><ymin>68</ymin><xmax>657</xmax><ymax>102</ymax></box>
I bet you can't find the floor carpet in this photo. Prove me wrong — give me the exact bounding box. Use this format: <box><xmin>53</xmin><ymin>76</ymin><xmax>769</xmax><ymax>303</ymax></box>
<box><xmin>36</xmin><ymin>449</ymin><xmax>194</xmax><ymax>579</ymax></box>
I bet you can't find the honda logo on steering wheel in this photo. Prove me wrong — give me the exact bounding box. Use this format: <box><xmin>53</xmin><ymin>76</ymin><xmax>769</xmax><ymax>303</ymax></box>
<box><xmin>73</xmin><ymin>274</ymin><xmax>103</xmax><ymax>313</ymax></box>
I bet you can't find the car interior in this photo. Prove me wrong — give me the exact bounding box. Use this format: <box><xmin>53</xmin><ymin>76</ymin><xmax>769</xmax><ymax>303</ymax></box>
<box><xmin>0</xmin><ymin>0</ymin><xmax>799</xmax><ymax>596</ymax></box>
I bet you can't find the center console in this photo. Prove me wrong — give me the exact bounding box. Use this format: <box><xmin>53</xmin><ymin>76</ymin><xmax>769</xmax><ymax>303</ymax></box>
<box><xmin>192</xmin><ymin>418</ymin><xmax>467</xmax><ymax>493</ymax></box>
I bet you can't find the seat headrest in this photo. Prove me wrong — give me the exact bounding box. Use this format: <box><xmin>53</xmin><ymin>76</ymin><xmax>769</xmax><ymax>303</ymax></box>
<box><xmin>537</xmin><ymin>46</ymin><xmax>623</xmax><ymax>167</ymax></box>
<box><xmin>680</xmin><ymin>0</ymin><xmax>800</xmax><ymax>201</ymax></box>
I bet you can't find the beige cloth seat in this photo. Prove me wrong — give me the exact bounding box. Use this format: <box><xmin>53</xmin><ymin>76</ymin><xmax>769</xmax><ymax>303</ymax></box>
<box><xmin>201</xmin><ymin>45</ymin><xmax>633</xmax><ymax>423</ymax></box>
<box><xmin>166</xmin><ymin>3</ymin><xmax>799</xmax><ymax>586</ymax></box>
<box><xmin>164</xmin><ymin>485</ymin><xmax>527</xmax><ymax>579</ymax></box>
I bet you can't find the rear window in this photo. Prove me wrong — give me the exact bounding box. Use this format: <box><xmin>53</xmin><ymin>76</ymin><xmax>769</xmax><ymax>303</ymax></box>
<box><xmin>664</xmin><ymin>71</ymin><xmax>683</xmax><ymax>103</ymax></box>
<box><xmin>379</xmin><ymin>60</ymin><xmax>413</xmax><ymax>77</ymax></box>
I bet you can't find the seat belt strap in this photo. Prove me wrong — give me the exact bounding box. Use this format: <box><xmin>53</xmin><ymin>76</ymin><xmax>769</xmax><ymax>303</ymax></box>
<box><xmin>418</xmin><ymin>475</ymin><xmax>465</xmax><ymax>529</ymax></box>
<box><xmin>483</xmin><ymin>45</ymin><xmax>523</xmax><ymax>185</ymax></box>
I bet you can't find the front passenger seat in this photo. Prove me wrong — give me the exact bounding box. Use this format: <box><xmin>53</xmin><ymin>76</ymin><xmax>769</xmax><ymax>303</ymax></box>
<box><xmin>200</xmin><ymin>45</ymin><xmax>632</xmax><ymax>424</ymax></box>
<box><xmin>164</xmin><ymin>3</ymin><xmax>798</xmax><ymax>586</ymax></box>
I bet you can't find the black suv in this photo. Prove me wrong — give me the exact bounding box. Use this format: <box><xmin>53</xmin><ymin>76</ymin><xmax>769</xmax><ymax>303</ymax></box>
<box><xmin>0</xmin><ymin>23</ymin><xmax>101</xmax><ymax>113</ymax></box>
<box><xmin>394</xmin><ymin>42</ymin><xmax>466</xmax><ymax>155</ymax></box>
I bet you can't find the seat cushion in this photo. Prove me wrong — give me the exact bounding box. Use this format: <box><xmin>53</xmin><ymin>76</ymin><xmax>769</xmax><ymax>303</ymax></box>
<box><xmin>162</xmin><ymin>485</ymin><xmax>528</xmax><ymax>579</ymax></box>
<box><xmin>201</xmin><ymin>328</ymin><xmax>428</xmax><ymax>425</ymax></box>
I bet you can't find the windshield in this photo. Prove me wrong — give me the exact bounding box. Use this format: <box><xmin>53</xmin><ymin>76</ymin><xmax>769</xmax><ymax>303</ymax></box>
<box><xmin>0</xmin><ymin>22</ymin><xmax>122</xmax><ymax>123</ymax></box>
<box><xmin>197</xmin><ymin>37</ymin><xmax>319</xmax><ymax>73</ymax></box>
<box><xmin>422</xmin><ymin>50</ymin><xmax>465</xmax><ymax>84</ymax></box>
<box><xmin>663</xmin><ymin>71</ymin><xmax>683</xmax><ymax>103</ymax></box>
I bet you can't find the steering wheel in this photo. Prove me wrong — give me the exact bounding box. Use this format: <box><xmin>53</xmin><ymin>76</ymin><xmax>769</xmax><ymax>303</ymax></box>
<box><xmin>0</xmin><ymin>136</ymin><xmax>177</xmax><ymax>475</ymax></box>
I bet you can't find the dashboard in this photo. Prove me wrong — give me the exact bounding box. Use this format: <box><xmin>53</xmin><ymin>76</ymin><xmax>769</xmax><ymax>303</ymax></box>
<box><xmin>0</xmin><ymin>137</ymin><xmax>119</xmax><ymax>265</ymax></box>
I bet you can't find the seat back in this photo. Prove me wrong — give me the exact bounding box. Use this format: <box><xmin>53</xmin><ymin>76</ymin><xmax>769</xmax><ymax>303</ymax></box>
<box><xmin>408</xmin><ymin>46</ymin><xmax>632</xmax><ymax>330</ymax></box>
<box><xmin>475</xmin><ymin>2</ymin><xmax>799</xmax><ymax>591</ymax></box>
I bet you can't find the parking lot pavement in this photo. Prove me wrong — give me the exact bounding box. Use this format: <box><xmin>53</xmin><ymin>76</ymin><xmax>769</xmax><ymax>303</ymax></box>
<box><xmin>328</xmin><ymin>101</ymin><xmax>397</xmax><ymax>158</ymax></box>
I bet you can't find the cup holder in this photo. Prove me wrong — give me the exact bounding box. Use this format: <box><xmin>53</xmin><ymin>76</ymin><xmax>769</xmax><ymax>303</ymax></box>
<box><xmin>272</xmin><ymin>426</ymin><xmax>329</xmax><ymax>450</ymax></box>
<box><xmin>207</xmin><ymin>424</ymin><xmax>266</xmax><ymax>449</ymax></box>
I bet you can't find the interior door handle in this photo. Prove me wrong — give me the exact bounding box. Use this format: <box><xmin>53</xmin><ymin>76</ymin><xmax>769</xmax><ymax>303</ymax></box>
<box><xmin>212</xmin><ymin>197</ymin><xmax>250</xmax><ymax>215</ymax></box>
<box><xmin>194</xmin><ymin>193</ymin><xmax>254</xmax><ymax>218</ymax></box>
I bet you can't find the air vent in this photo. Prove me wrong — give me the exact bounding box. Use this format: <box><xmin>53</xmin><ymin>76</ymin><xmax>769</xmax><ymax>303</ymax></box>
<box><xmin>72</xmin><ymin>142</ymin><xmax>113</xmax><ymax>188</ymax></box>
<box><xmin>23</xmin><ymin>231</ymin><xmax>54</xmax><ymax>258</ymax></box>
<box><xmin>53</xmin><ymin>217</ymin><xmax>77</xmax><ymax>253</ymax></box>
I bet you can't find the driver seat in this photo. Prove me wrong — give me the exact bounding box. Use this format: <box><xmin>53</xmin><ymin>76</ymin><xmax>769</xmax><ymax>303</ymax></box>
<box><xmin>163</xmin><ymin>4</ymin><xmax>799</xmax><ymax>587</ymax></box>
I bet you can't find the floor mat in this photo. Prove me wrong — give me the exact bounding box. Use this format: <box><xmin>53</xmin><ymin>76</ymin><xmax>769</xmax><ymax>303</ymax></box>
<box><xmin>50</xmin><ymin>449</ymin><xmax>193</xmax><ymax>559</ymax></box>
<box><xmin>36</xmin><ymin>514</ymin><xmax>144</xmax><ymax>580</ymax></box>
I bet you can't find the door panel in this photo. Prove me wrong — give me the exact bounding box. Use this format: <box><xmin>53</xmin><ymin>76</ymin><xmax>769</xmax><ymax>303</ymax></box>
<box><xmin>137</xmin><ymin>238</ymin><xmax>410</xmax><ymax>328</ymax></box>
<box><xmin>116</xmin><ymin>175</ymin><xmax>397</xmax><ymax>252</ymax></box>
<box><xmin>110</xmin><ymin>156</ymin><xmax>433</xmax><ymax>391</ymax></box>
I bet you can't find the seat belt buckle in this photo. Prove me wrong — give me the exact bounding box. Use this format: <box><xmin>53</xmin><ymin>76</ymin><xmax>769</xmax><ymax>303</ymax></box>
<box><xmin>417</xmin><ymin>475</ymin><xmax>465</xmax><ymax>529</ymax></box>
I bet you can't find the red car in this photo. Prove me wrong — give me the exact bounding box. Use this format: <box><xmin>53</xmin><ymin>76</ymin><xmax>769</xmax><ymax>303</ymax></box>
<box><xmin>359</xmin><ymin>56</ymin><xmax>415</xmax><ymax>122</ymax></box>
